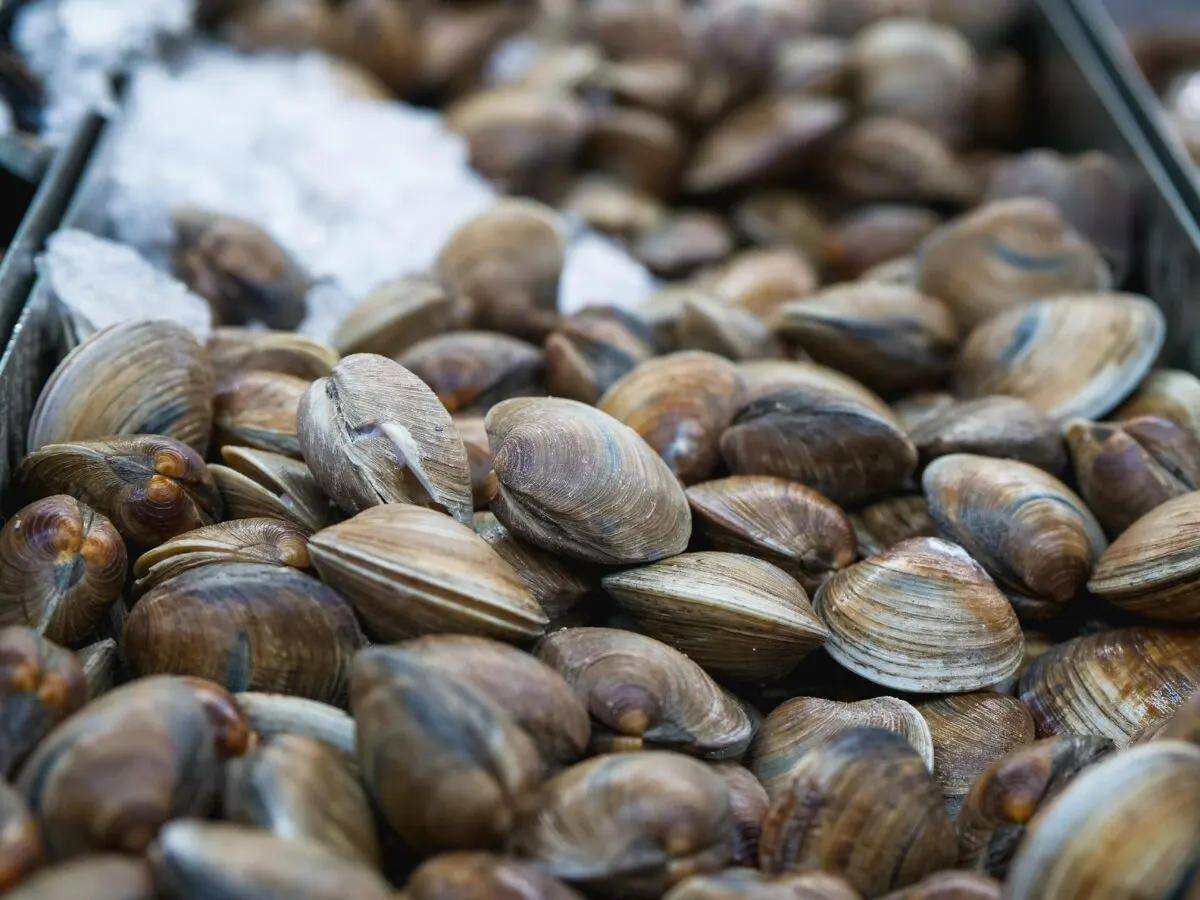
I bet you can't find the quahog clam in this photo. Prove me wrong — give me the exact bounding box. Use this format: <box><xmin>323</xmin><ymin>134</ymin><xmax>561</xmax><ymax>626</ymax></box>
<box><xmin>814</xmin><ymin>537</ymin><xmax>1024</xmax><ymax>693</ymax></box>
<box><xmin>879</xmin><ymin>872</ymin><xmax>1001</xmax><ymax>900</ymax></box>
<box><xmin>205</xmin><ymin>327</ymin><xmax>338</xmax><ymax>380</ymax></box>
<box><xmin>485</xmin><ymin>397</ymin><xmax>692</xmax><ymax>565</ymax></box>
<box><xmin>0</xmin><ymin>496</ymin><xmax>125</xmax><ymax>648</ymax></box>
<box><xmin>544</xmin><ymin>307</ymin><xmax>658</xmax><ymax>404</ymax></box>
<box><xmin>677</xmin><ymin>294</ymin><xmax>782</xmax><ymax>362</ymax></box>
<box><xmin>824</xmin><ymin>205</ymin><xmax>940</xmax><ymax>279</ymax></box>
<box><xmin>664</xmin><ymin>868</ymin><xmax>862</xmax><ymax>900</ymax></box>
<box><xmin>954</xmin><ymin>293</ymin><xmax>1165</xmax><ymax>422</ymax></box>
<box><xmin>397</xmin><ymin>331</ymin><xmax>544</xmax><ymax>413</ymax></box>
<box><xmin>759</xmin><ymin>728</ymin><xmax>957</xmax><ymax>897</ymax></box>
<box><xmin>535</xmin><ymin>627</ymin><xmax>755</xmax><ymax>759</ymax></box>
<box><xmin>512</xmin><ymin>751</ymin><xmax>734</xmax><ymax>899</ymax></box>
<box><xmin>309</xmin><ymin>504</ymin><xmax>547</xmax><ymax>642</ymax></box>
<box><xmin>2</xmin><ymin>856</ymin><xmax>155</xmax><ymax>900</ymax></box>
<box><xmin>211</xmin><ymin>369</ymin><xmax>307</xmax><ymax>457</ymax></box>
<box><xmin>1113</xmin><ymin>368</ymin><xmax>1200</xmax><ymax>442</ymax></box>
<box><xmin>705</xmin><ymin>247</ymin><xmax>819</xmax><ymax>319</ymax></box>
<box><xmin>332</xmin><ymin>273</ymin><xmax>470</xmax><ymax>359</ymax></box>
<box><xmin>711</xmin><ymin>763</ymin><xmax>769</xmax><ymax>869</ymax></box>
<box><xmin>849</xmin><ymin>495</ymin><xmax>936</xmax><ymax>558</ymax></box>
<box><xmin>0</xmin><ymin>627</ymin><xmax>87</xmax><ymax>777</ymax></box>
<box><xmin>909</xmin><ymin>397</ymin><xmax>1066</xmax><ymax>474</ymax></box>
<box><xmin>296</xmin><ymin>353</ymin><xmax>473</xmax><ymax>523</ymax></box>
<box><xmin>27</xmin><ymin>320</ymin><xmax>213</xmax><ymax>456</ymax></box>
<box><xmin>0</xmin><ymin>779</ymin><xmax>42</xmax><ymax>892</ymax></box>
<box><xmin>749</xmin><ymin>696</ymin><xmax>935</xmax><ymax>800</ymax></box>
<box><xmin>234</xmin><ymin>692</ymin><xmax>355</xmax><ymax>760</ymax></box>
<box><xmin>602</xmin><ymin>552</ymin><xmax>828</xmax><ymax>683</ymax></box>
<box><xmin>635</xmin><ymin>212</ymin><xmax>735</xmax><ymax>279</ymax></box>
<box><xmin>209</xmin><ymin>445</ymin><xmax>336</xmax><ymax>533</ymax></box>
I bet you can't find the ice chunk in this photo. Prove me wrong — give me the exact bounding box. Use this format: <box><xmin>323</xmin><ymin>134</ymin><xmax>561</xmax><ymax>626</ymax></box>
<box><xmin>41</xmin><ymin>229</ymin><xmax>213</xmax><ymax>339</ymax></box>
<box><xmin>13</xmin><ymin>0</ymin><xmax>195</xmax><ymax>144</ymax></box>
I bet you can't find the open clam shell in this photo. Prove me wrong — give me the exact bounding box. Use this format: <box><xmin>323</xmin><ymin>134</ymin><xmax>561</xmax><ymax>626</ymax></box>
<box><xmin>814</xmin><ymin>537</ymin><xmax>1024</xmax><ymax>693</ymax></box>
<box><xmin>954</xmin><ymin>293</ymin><xmax>1165</xmax><ymax>422</ymax></box>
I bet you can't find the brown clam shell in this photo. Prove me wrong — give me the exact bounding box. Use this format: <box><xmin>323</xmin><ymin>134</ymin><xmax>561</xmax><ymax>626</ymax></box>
<box><xmin>850</xmin><ymin>495</ymin><xmax>936</xmax><ymax>558</ymax></box>
<box><xmin>910</xmin><ymin>396</ymin><xmax>1067</xmax><ymax>474</ymax></box>
<box><xmin>406</xmin><ymin>853</ymin><xmax>585</xmax><ymax>900</ymax></box>
<box><xmin>0</xmin><ymin>627</ymin><xmax>88</xmax><ymax>777</ymax></box>
<box><xmin>212</xmin><ymin>369</ymin><xmax>307</xmax><ymax>457</ymax></box>
<box><xmin>397</xmin><ymin>331</ymin><xmax>544</xmax><ymax>413</ymax></box>
<box><xmin>205</xmin><ymin>327</ymin><xmax>338</xmax><ymax>380</ymax></box>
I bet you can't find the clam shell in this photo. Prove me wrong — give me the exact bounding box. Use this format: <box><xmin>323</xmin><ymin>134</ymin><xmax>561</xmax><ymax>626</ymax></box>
<box><xmin>205</xmin><ymin>327</ymin><xmax>339</xmax><ymax>380</ymax></box>
<box><xmin>916</xmin><ymin>199</ymin><xmax>1111</xmax><ymax>330</ymax></box>
<box><xmin>234</xmin><ymin>692</ymin><xmax>355</xmax><ymax>760</ymax></box>
<box><xmin>329</xmin><ymin>0</ymin><xmax>420</xmax><ymax>94</ymax></box>
<box><xmin>535</xmin><ymin>627</ymin><xmax>755</xmax><ymax>759</ymax></box>
<box><xmin>1006</xmin><ymin>741</ymin><xmax>1200</xmax><ymax>900</ymax></box>
<box><xmin>954</xmin><ymin>293</ymin><xmax>1165</xmax><ymax>422</ymax></box>
<box><xmin>677</xmin><ymin>294</ymin><xmax>782</xmax><ymax>361</ymax></box>
<box><xmin>710</xmin><ymin>764</ymin><xmax>769</xmax><ymax>869</ymax></box>
<box><xmin>407</xmin><ymin>853</ymin><xmax>585</xmax><ymax>900</ymax></box>
<box><xmin>910</xmin><ymin>396</ymin><xmax>1066</xmax><ymax>474</ymax></box>
<box><xmin>599</xmin><ymin>352</ymin><xmax>744</xmax><ymax>485</ymax></box>
<box><xmin>664</xmin><ymin>869</ymin><xmax>860</xmax><ymax>900</ymax></box>
<box><xmin>636</xmin><ymin>212</ymin><xmax>735</xmax><ymax>278</ymax></box>
<box><xmin>850</xmin><ymin>495</ymin><xmax>936</xmax><ymax>558</ymax></box>
<box><xmin>309</xmin><ymin>504</ymin><xmax>547</xmax><ymax>642</ymax></box>
<box><xmin>78</xmin><ymin>638</ymin><xmax>119</xmax><ymax>699</ymax></box>
<box><xmin>213</xmin><ymin>369</ymin><xmax>307</xmax><ymax>457</ymax></box>
<box><xmin>561</xmin><ymin>175</ymin><xmax>667</xmax><ymax>239</ymax></box>
<box><xmin>544</xmin><ymin>307</ymin><xmax>657</xmax><ymax>404</ymax></box>
<box><xmin>397</xmin><ymin>330</ymin><xmax>544</xmax><ymax>413</ymax></box>
<box><xmin>486</xmin><ymin>397</ymin><xmax>692</xmax><ymax>565</ymax></box>
<box><xmin>602</xmin><ymin>552</ymin><xmax>829</xmax><ymax>682</ymax></box>
<box><xmin>924</xmin><ymin>454</ymin><xmax>1106</xmax><ymax>609</ymax></box>
<box><xmin>124</xmin><ymin>563</ymin><xmax>363</xmax><ymax>703</ymax></box>
<box><xmin>1113</xmin><ymin>368</ymin><xmax>1200</xmax><ymax>442</ymax></box>
<box><xmin>707</xmin><ymin>248</ymin><xmax>819</xmax><ymax>319</ymax></box>
<box><xmin>456</xmin><ymin>415</ymin><xmax>494</xmax><ymax>510</ymax></box>
<box><xmin>1089</xmin><ymin>491</ymin><xmax>1200</xmax><ymax>621</ymax></box>
<box><xmin>0</xmin><ymin>780</ymin><xmax>43</xmax><ymax>892</ymax></box>
<box><xmin>209</xmin><ymin>445</ymin><xmax>336</xmax><ymax>533</ymax></box>
<box><xmin>28</xmin><ymin>320</ymin><xmax>214</xmax><ymax>456</ymax></box>
<box><xmin>332</xmin><ymin>273</ymin><xmax>470</xmax><ymax>359</ymax></box>
<box><xmin>588</xmin><ymin>105</ymin><xmax>685</xmax><ymax>198</ymax></box>
<box><xmin>0</xmin><ymin>627</ymin><xmax>88</xmax><ymax>777</ymax></box>
<box><xmin>749</xmin><ymin>696</ymin><xmax>935</xmax><ymax>799</ymax></box>
<box><xmin>825</xmin><ymin>204</ymin><xmax>940</xmax><ymax>279</ymax></box>
<box><xmin>774</xmin><ymin>283</ymin><xmax>959</xmax><ymax>396</ymax></box>
<box><xmin>814</xmin><ymin>537</ymin><xmax>1024</xmax><ymax>693</ymax></box>
<box><xmin>1</xmin><ymin>856</ymin><xmax>154</xmax><ymax>900</ymax></box>
<box><xmin>1018</xmin><ymin>627</ymin><xmax>1200</xmax><ymax>746</ymax></box>
<box><xmin>732</xmin><ymin>190</ymin><xmax>829</xmax><ymax>259</ymax></box>
<box><xmin>297</xmin><ymin>353</ymin><xmax>473</xmax><ymax>523</ymax></box>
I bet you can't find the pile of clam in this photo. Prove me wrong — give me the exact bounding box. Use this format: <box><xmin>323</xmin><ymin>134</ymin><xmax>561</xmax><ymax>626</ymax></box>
<box><xmin>1</xmin><ymin>0</ymin><xmax>1200</xmax><ymax>898</ymax></box>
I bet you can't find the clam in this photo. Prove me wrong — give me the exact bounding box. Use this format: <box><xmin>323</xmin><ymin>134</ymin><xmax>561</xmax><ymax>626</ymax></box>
<box><xmin>78</xmin><ymin>638</ymin><xmax>118</xmax><ymax>698</ymax></box>
<box><xmin>774</xmin><ymin>283</ymin><xmax>958</xmax><ymax>397</ymax></box>
<box><xmin>27</xmin><ymin>320</ymin><xmax>213</xmax><ymax>456</ymax></box>
<box><xmin>149</xmin><ymin>822</ymin><xmax>393</xmax><ymax>900</ymax></box>
<box><xmin>436</xmin><ymin>200</ymin><xmax>565</xmax><ymax>341</ymax></box>
<box><xmin>513</xmin><ymin>751</ymin><xmax>734</xmax><ymax>899</ymax></box>
<box><xmin>472</xmin><ymin>512</ymin><xmax>592</xmax><ymax>629</ymax></box>
<box><xmin>406</xmin><ymin>853</ymin><xmax>586</xmax><ymax>900</ymax></box>
<box><xmin>1018</xmin><ymin>626</ymin><xmax>1200</xmax><ymax>746</ymax></box>
<box><xmin>0</xmin><ymin>780</ymin><xmax>41</xmax><ymax>891</ymax></box>
<box><xmin>759</xmin><ymin>728</ymin><xmax>957</xmax><ymax>897</ymax></box>
<box><xmin>636</xmin><ymin>211</ymin><xmax>736</xmax><ymax>278</ymax></box>
<box><xmin>328</xmin><ymin>0</ymin><xmax>419</xmax><ymax>95</ymax></box>
<box><xmin>1066</xmin><ymin>416</ymin><xmax>1200</xmax><ymax>540</ymax></box>
<box><xmin>351</xmin><ymin>646</ymin><xmax>541</xmax><ymax>853</ymax></box>
<box><xmin>956</xmin><ymin>734</ymin><xmax>1114</xmax><ymax>878</ymax></box>
<box><xmin>212</xmin><ymin>369</ymin><xmax>306</xmax><ymax>457</ymax></box>
<box><xmin>825</xmin><ymin>205</ymin><xmax>940</xmax><ymax>279</ymax></box>
<box><xmin>634</xmin><ymin>286</ymin><xmax>696</xmax><ymax>351</ymax></box>
<box><xmin>711</xmin><ymin>764</ymin><xmax>769</xmax><ymax>868</ymax></box>
<box><xmin>984</xmin><ymin>150</ymin><xmax>1133</xmax><ymax>279</ymax></box>
<box><xmin>826</xmin><ymin>117</ymin><xmax>976</xmax><ymax>206</ymax></box>
<box><xmin>1006</xmin><ymin>741</ymin><xmax>1200</xmax><ymax>899</ymax></box>
<box><xmin>732</xmin><ymin>191</ymin><xmax>829</xmax><ymax>259</ymax></box>
<box><xmin>16</xmin><ymin>676</ymin><xmax>248</xmax><ymax>857</ymax></box>
<box><xmin>587</xmin><ymin>106</ymin><xmax>685</xmax><ymax>197</ymax></box>
<box><xmin>561</xmin><ymin>175</ymin><xmax>667</xmax><ymax>239</ymax></box>
<box><xmin>205</xmin><ymin>327</ymin><xmax>339</xmax><ymax>380</ymax></box>
<box><xmin>310</xmin><ymin>504</ymin><xmax>546</xmax><ymax>642</ymax></box>
<box><xmin>599</xmin><ymin>352</ymin><xmax>744</xmax><ymax>485</ymax></box>
<box><xmin>234</xmin><ymin>692</ymin><xmax>355</xmax><ymax>760</ymax></box>
<box><xmin>1089</xmin><ymin>491</ymin><xmax>1200</xmax><ymax>621</ymax></box>
<box><xmin>535</xmin><ymin>627</ymin><xmax>755</xmax><ymax>759</ymax></box>
<box><xmin>916</xmin><ymin>199</ymin><xmax>1112</xmax><ymax>330</ymax></box>
<box><xmin>705</xmin><ymin>248</ymin><xmax>819</xmax><ymax>320</ymax></box>
<box><xmin>591</xmin><ymin>57</ymin><xmax>694</xmax><ymax>118</ymax></box>
<box><xmin>749</xmin><ymin>696</ymin><xmax>935</xmax><ymax>800</ymax></box>
<box><xmin>955</xmin><ymin>293</ymin><xmax>1165</xmax><ymax>422</ymax></box>
<box><xmin>862</xmin><ymin>255</ymin><xmax>918</xmax><ymax>285</ymax></box>
<box><xmin>401</xmin><ymin>634</ymin><xmax>591</xmax><ymax>766</ymax></box>
<box><xmin>124</xmin><ymin>563</ymin><xmax>362</xmax><ymax>703</ymax></box>
<box><xmin>2</xmin><ymin>856</ymin><xmax>155</xmax><ymax>900</ymax></box>
<box><xmin>693</xmin><ymin>0</ymin><xmax>825</xmax><ymax>86</ymax></box>
<box><xmin>815</xmin><ymin>537</ymin><xmax>1024</xmax><ymax>692</ymax></box>
<box><xmin>296</xmin><ymin>353</ymin><xmax>473</xmax><ymax>523</ymax></box>
<box><xmin>850</xmin><ymin>18</ymin><xmax>979</xmax><ymax>146</ymax></box>
<box><xmin>1139</xmin><ymin>690</ymin><xmax>1200</xmax><ymax>744</ymax></box>
<box><xmin>16</xmin><ymin>436</ymin><xmax>222</xmax><ymax>550</ymax></box>
<box><xmin>415</xmin><ymin>2</ymin><xmax>527</xmax><ymax>96</ymax></box>
<box><xmin>685</xmin><ymin>97</ymin><xmax>849</xmax><ymax>194</ymax></box>
<box><xmin>774</xmin><ymin>35</ymin><xmax>852</xmax><ymax>96</ymax></box>
<box><xmin>456</xmin><ymin>416</ymin><xmax>496</xmax><ymax>510</ymax></box>
<box><xmin>445</xmin><ymin>87</ymin><xmax>590</xmax><ymax>196</ymax></box>
<box><xmin>578</xmin><ymin>0</ymin><xmax>688</xmax><ymax>61</ymax></box>
<box><xmin>0</xmin><ymin>496</ymin><xmax>125</xmax><ymax>648</ymax></box>
<box><xmin>507</xmin><ymin>44</ymin><xmax>604</xmax><ymax>93</ymax></box>
<box><xmin>333</xmin><ymin>273</ymin><xmax>471</xmax><ymax>359</ymax></box>
<box><xmin>131</xmin><ymin>517</ymin><xmax>310</xmax><ymax>599</ymax></box>
<box><xmin>910</xmin><ymin>397</ymin><xmax>1066</xmax><ymax>474</ymax></box>
<box><xmin>924</xmin><ymin>455</ymin><xmax>1106</xmax><ymax>614</ymax></box>
<box><xmin>893</xmin><ymin>392</ymin><xmax>958</xmax><ymax>433</ymax></box>
<box><xmin>223</xmin><ymin>733</ymin><xmax>380</xmax><ymax>867</ymax></box>
<box><xmin>0</xmin><ymin>627</ymin><xmax>87</xmax><ymax>777</ymax></box>
<box><xmin>719</xmin><ymin>361</ymin><xmax>917</xmax><ymax>507</ymax></box>
<box><xmin>917</xmin><ymin>692</ymin><xmax>1035</xmax><ymax>815</ymax></box>
<box><xmin>602</xmin><ymin>552</ymin><xmax>828</xmax><ymax>683</ymax></box>
<box><xmin>209</xmin><ymin>445</ymin><xmax>337</xmax><ymax>533</ymax></box>
<box><xmin>172</xmin><ymin>206</ymin><xmax>311</xmax><ymax>329</ymax></box>
<box><xmin>850</xmin><ymin>495</ymin><xmax>936</xmax><ymax>558</ymax></box>
<box><xmin>686</xmin><ymin>477</ymin><xmax>858</xmax><ymax>593</ymax></box>
<box><xmin>544</xmin><ymin>307</ymin><xmax>658</xmax><ymax>404</ymax></box>
<box><xmin>881</xmin><ymin>872</ymin><xmax>1002</xmax><ymax>900</ymax></box>
<box><xmin>665</xmin><ymin>869</ymin><xmax>861</xmax><ymax>900</ymax></box>
<box><xmin>485</xmin><ymin>397</ymin><xmax>692</xmax><ymax>565</ymax></box>
<box><xmin>987</xmin><ymin>629</ymin><xmax>1055</xmax><ymax>697</ymax></box>
<box><xmin>677</xmin><ymin>294</ymin><xmax>783</xmax><ymax>362</ymax></box>
<box><xmin>396</xmin><ymin>331</ymin><xmax>544</xmax><ymax>413</ymax></box>
<box><xmin>1113</xmin><ymin>368</ymin><xmax>1200</xmax><ymax>442</ymax></box>
<box><xmin>223</xmin><ymin>0</ymin><xmax>336</xmax><ymax>53</ymax></box>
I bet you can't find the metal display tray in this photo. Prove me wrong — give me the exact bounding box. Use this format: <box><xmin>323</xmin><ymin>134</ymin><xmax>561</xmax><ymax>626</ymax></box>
<box><xmin>2</xmin><ymin>0</ymin><xmax>1200</xmax><ymax>506</ymax></box>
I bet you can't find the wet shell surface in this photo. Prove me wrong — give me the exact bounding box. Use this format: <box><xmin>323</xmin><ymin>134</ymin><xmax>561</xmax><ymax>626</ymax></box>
<box><xmin>814</xmin><ymin>537</ymin><xmax>1024</xmax><ymax>693</ymax></box>
<box><xmin>210</xmin><ymin>445</ymin><xmax>337</xmax><ymax>534</ymax></box>
<box><xmin>954</xmin><ymin>293</ymin><xmax>1166</xmax><ymax>422</ymax></box>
